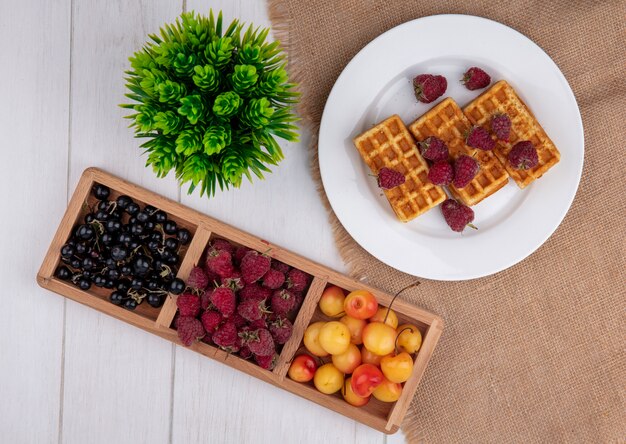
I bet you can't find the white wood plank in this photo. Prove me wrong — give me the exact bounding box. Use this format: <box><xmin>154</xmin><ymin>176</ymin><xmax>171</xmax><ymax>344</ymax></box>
<box><xmin>0</xmin><ymin>0</ymin><xmax>70</xmax><ymax>442</ymax></box>
<box><xmin>171</xmin><ymin>2</ymin><xmax>382</xmax><ymax>443</ymax></box>
<box><xmin>61</xmin><ymin>1</ymin><xmax>182</xmax><ymax>443</ymax></box>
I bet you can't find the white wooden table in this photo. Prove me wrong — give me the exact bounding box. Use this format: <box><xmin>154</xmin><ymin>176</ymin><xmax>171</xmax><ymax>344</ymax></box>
<box><xmin>0</xmin><ymin>1</ymin><xmax>405</xmax><ymax>442</ymax></box>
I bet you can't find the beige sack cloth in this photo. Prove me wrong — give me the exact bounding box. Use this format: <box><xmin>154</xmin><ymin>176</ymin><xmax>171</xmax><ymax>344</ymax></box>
<box><xmin>267</xmin><ymin>1</ymin><xmax>626</xmax><ymax>442</ymax></box>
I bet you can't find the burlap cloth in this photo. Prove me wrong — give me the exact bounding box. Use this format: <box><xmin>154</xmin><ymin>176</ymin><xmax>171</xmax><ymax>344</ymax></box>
<box><xmin>267</xmin><ymin>1</ymin><xmax>625</xmax><ymax>442</ymax></box>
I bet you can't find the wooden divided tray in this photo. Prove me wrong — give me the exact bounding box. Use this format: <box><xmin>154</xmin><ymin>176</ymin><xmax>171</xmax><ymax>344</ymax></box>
<box><xmin>37</xmin><ymin>167</ymin><xmax>443</xmax><ymax>434</ymax></box>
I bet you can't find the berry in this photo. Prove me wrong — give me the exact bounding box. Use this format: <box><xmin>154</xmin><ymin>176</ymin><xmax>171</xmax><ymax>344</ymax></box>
<box><xmin>246</xmin><ymin>328</ymin><xmax>275</xmax><ymax>357</ymax></box>
<box><xmin>271</xmin><ymin>260</ymin><xmax>291</xmax><ymax>274</ymax></box>
<box><xmin>269</xmin><ymin>317</ymin><xmax>293</xmax><ymax>345</ymax></box>
<box><xmin>92</xmin><ymin>184</ymin><xmax>110</xmax><ymax>200</ymax></box>
<box><xmin>234</xmin><ymin>246</ymin><xmax>252</xmax><ymax>264</ymax></box>
<box><xmin>428</xmin><ymin>161</ymin><xmax>454</xmax><ymax>185</ymax></box>
<box><xmin>177</xmin><ymin>316</ymin><xmax>205</xmax><ymax>346</ymax></box>
<box><xmin>239</xmin><ymin>346</ymin><xmax>252</xmax><ymax>359</ymax></box>
<box><xmin>491</xmin><ymin>114</ymin><xmax>511</xmax><ymax>141</ymax></box>
<box><xmin>115</xmin><ymin>195</ymin><xmax>132</xmax><ymax>209</ymax></box>
<box><xmin>200</xmin><ymin>289</ymin><xmax>213</xmax><ymax>310</ymax></box>
<box><xmin>271</xmin><ymin>289</ymin><xmax>297</xmax><ymax>315</ymax></box>
<box><xmin>508</xmin><ymin>141</ymin><xmax>539</xmax><ymax>170</ymax></box>
<box><xmin>78</xmin><ymin>277</ymin><xmax>91</xmax><ymax>291</ymax></box>
<box><xmin>376</xmin><ymin>167</ymin><xmax>405</xmax><ymax>190</ymax></box>
<box><xmin>238</xmin><ymin>299</ymin><xmax>270</xmax><ymax>322</ymax></box>
<box><xmin>241</xmin><ymin>251</ymin><xmax>271</xmax><ymax>284</ymax></box>
<box><xmin>163</xmin><ymin>220</ymin><xmax>177</xmax><ymax>235</ymax></box>
<box><xmin>176</xmin><ymin>293</ymin><xmax>201</xmax><ymax>317</ymax></box>
<box><xmin>153</xmin><ymin>210</ymin><xmax>167</xmax><ymax>223</ymax></box>
<box><xmin>213</xmin><ymin>321</ymin><xmax>238</xmax><ymax>350</ymax></box>
<box><xmin>60</xmin><ymin>244</ymin><xmax>75</xmax><ymax>259</ymax></box>
<box><xmin>462</xmin><ymin>67</ymin><xmax>491</xmax><ymax>90</ymax></box>
<box><xmin>248</xmin><ymin>318</ymin><xmax>267</xmax><ymax>330</ymax></box>
<box><xmin>255</xmin><ymin>353</ymin><xmax>278</xmax><ymax>370</ymax></box>
<box><xmin>210</xmin><ymin>287</ymin><xmax>236</xmax><ymax>317</ymax></box>
<box><xmin>200</xmin><ymin>310</ymin><xmax>222</xmax><ymax>334</ymax></box>
<box><xmin>75</xmin><ymin>224</ymin><xmax>95</xmax><ymax>240</ymax></box>
<box><xmin>177</xmin><ymin>228</ymin><xmax>191</xmax><ymax>245</ymax></box>
<box><xmin>211</xmin><ymin>238</ymin><xmax>235</xmax><ymax>255</ymax></box>
<box><xmin>109</xmin><ymin>291</ymin><xmax>124</xmax><ymax>305</ymax></box>
<box><xmin>169</xmin><ymin>278</ymin><xmax>185</xmax><ymax>295</ymax></box>
<box><xmin>413</xmin><ymin>74</ymin><xmax>447</xmax><ymax>103</ymax></box>
<box><xmin>453</xmin><ymin>155</ymin><xmax>480</xmax><ymax>188</ymax></box>
<box><xmin>205</xmin><ymin>248</ymin><xmax>234</xmax><ymax>278</ymax></box>
<box><xmin>123</xmin><ymin>298</ymin><xmax>137</xmax><ymax>310</ymax></box>
<box><xmin>466</xmin><ymin>125</ymin><xmax>495</xmax><ymax>150</ymax></box>
<box><xmin>286</xmin><ymin>269</ymin><xmax>310</xmax><ymax>292</ymax></box>
<box><xmin>221</xmin><ymin>270</ymin><xmax>244</xmax><ymax>291</ymax></box>
<box><xmin>187</xmin><ymin>266</ymin><xmax>209</xmax><ymax>290</ymax></box>
<box><xmin>441</xmin><ymin>199</ymin><xmax>477</xmax><ymax>232</ymax></box>
<box><xmin>239</xmin><ymin>283</ymin><xmax>271</xmax><ymax>302</ymax></box>
<box><xmin>291</xmin><ymin>292</ymin><xmax>304</xmax><ymax>313</ymax></box>
<box><xmin>147</xmin><ymin>293</ymin><xmax>163</xmax><ymax>308</ymax></box>
<box><xmin>164</xmin><ymin>237</ymin><xmax>179</xmax><ymax>251</ymax></box>
<box><xmin>231</xmin><ymin>312</ymin><xmax>247</xmax><ymax>328</ymax></box>
<box><xmin>133</xmin><ymin>255</ymin><xmax>152</xmax><ymax>276</ymax></box>
<box><xmin>418</xmin><ymin>136</ymin><xmax>449</xmax><ymax>162</ymax></box>
<box><xmin>55</xmin><ymin>266</ymin><xmax>71</xmax><ymax>280</ymax></box>
<box><xmin>262</xmin><ymin>268</ymin><xmax>285</xmax><ymax>289</ymax></box>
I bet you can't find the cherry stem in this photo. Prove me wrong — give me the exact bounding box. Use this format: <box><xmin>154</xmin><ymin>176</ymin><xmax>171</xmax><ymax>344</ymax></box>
<box><xmin>383</xmin><ymin>281</ymin><xmax>421</xmax><ymax>324</ymax></box>
<box><xmin>394</xmin><ymin>327</ymin><xmax>414</xmax><ymax>354</ymax></box>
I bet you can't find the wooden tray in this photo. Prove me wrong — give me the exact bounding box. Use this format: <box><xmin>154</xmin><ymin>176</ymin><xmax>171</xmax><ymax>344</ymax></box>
<box><xmin>37</xmin><ymin>167</ymin><xmax>443</xmax><ymax>434</ymax></box>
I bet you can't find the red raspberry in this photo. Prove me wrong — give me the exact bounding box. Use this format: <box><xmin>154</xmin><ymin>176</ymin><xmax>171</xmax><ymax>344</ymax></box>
<box><xmin>177</xmin><ymin>316</ymin><xmax>205</xmax><ymax>347</ymax></box>
<box><xmin>239</xmin><ymin>345</ymin><xmax>252</xmax><ymax>359</ymax></box>
<box><xmin>418</xmin><ymin>136</ymin><xmax>449</xmax><ymax>162</ymax></box>
<box><xmin>491</xmin><ymin>114</ymin><xmax>511</xmax><ymax>141</ymax></box>
<box><xmin>245</xmin><ymin>328</ymin><xmax>276</xmax><ymax>357</ymax></box>
<box><xmin>462</xmin><ymin>67</ymin><xmax>491</xmax><ymax>90</ymax></box>
<box><xmin>241</xmin><ymin>251</ymin><xmax>271</xmax><ymax>284</ymax></box>
<box><xmin>176</xmin><ymin>293</ymin><xmax>201</xmax><ymax>317</ymax></box>
<box><xmin>271</xmin><ymin>289</ymin><xmax>297</xmax><ymax>315</ymax></box>
<box><xmin>210</xmin><ymin>286</ymin><xmax>236</xmax><ymax>317</ymax></box>
<box><xmin>255</xmin><ymin>353</ymin><xmax>278</xmax><ymax>370</ymax></box>
<box><xmin>466</xmin><ymin>125</ymin><xmax>495</xmax><ymax>150</ymax></box>
<box><xmin>237</xmin><ymin>298</ymin><xmax>270</xmax><ymax>322</ymax></box>
<box><xmin>234</xmin><ymin>246</ymin><xmax>252</xmax><ymax>264</ymax></box>
<box><xmin>205</xmin><ymin>248</ymin><xmax>234</xmax><ymax>278</ymax></box>
<box><xmin>269</xmin><ymin>316</ymin><xmax>293</xmax><ymax>345</ymax></box>
<box><xmin>413</xmin><ymin>74</ymin><xmax>447</xmax><ymax>103</ymax></box>
<box><xmin>453</xmin><ymin>155</ymin><xmax>480</xmax><ymax>188</ymax></box>
<box><xmin>213</xmin><ymin>321</ymin><xmax>239</xmax><ymax>351</ymax></box>
<box><xmin>428</xmin><ymin>161</ymin><xmax>454</xmax><ymax>185</ymax></box>
<box><xmin>248</xmin><ymin>318</ymin><xmax>268</xmax><ymax>330</ymax></box>
<box><xmin>200</xmin><ymin>289</ymin><xmax>213</xmax><ymax>310</ymax></box>
<box><xmin>221</xmin><ymin>270</ymin><xmax>244</xmax><ymax>291</ymax></box>
<box><xmin>200</xmin><ymin>310</ymin><xmax>222</xmax><ymax>334</ymax></box>
<box><xmin>211</xmin><ymin>238</ymin><xmax>235</xmax><ymax>255</ymax></box>
<box><xmin>286</xmin><ymin>269</ymin><xmax>310</xmax><ymax>292</ymax></box>
<box><xmin>291</xmin><ymin>292</ymin><xmax>304</xmax><ymax>313</ymax></box>
<box><xmin>231</xmin><ymin>312</ymin><xmax>247</xmax><ymax>328</ymax></box>
<box><xmin>441</xmin><ymin>199</ymin><xmax>477</xmax><ymax>232</ymax></box>
<box><xmin>187</xmin><ymin>266</ymin><xmax>208</xmax><ymax>290</ymax></box>
<box><xmin>508</xmin><ymin>141</ymin><xmax>539</xmax><ymax>169</ymax></box>
<box><xmin>239</xmin><ymin>283</ymin><xmax>271</xmax><ymax>302</ymax></box>
<box><xmin>262</xmin><ymin>268</ymin><xmax>285</xmax><ymax>289</ymax></box>
<box><xmin>376</xmin><ymin>167</ymin><xmax>405</xmax><ymax>189</ymax></box>
<box><xmin>271</xmin><ymin>260</ymin><xmax>291</xmax><ymax>274</ymax></box>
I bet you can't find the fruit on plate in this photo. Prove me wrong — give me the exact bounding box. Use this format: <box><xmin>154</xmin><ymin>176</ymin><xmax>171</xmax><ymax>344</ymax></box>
<box><xmin>303</xmin><ymin>321</ymin><xmax>330</xmax><ymax>357</ymax></box>
<box><xmin>396</xmin><ymin>324</ymin><xmax>423</xmax><ymax>354</ymax></box>
<box><xmin>452</xmin><ymin>155</ymin><xmax>479</xmax><ymax>189</ymax></box>
<box><xmin>362</xmin><ymin>322</ymin><xmax>397</xmax><ymax>356</ymax></box>
<box><xmin>351</xmin><ymin>364</ymin><xmax>384</xmax><ymax>397</ymax></box>
<box><xmin>342</xmin><ymin>377</ymin><xmax>370</xmax><ymax>407</ymax></box>
<box><xmin>508</xmin><ymin>141</ymin><xmax>539</xmax><ymax>170</ymax></box>
<box><xmin>318</xmin><ymin>285</ymin><xmax>346</xmax><ymax>317</ymax></box>
<box><xmin>372</xmin><ymin>376</ymin><xmax>403</xmax><ymax>402</ymax></box>
<box><xmin>288</xmin><ymin>354</ymin><xmax>318</xmax><ymax>382</ymax></box>
<box><xmin>441</xmin><ymin>198</ymin><xmax>477</xmax><ymax>233</ymax></box>
<box><xmin>369</xmin><ymin>307</ymin><xmax>398</xmax><ymax>329</ymax></box>
<box><xmin>313</xmin><ymin>363</ymin><xmax>344</xmax><ymax>394</ymax></box>
<box><xmin>340</xmin><ymin>315</ymin><xmax>367</xmax><ymax>345</ymax></box>
<box><xmin>344</xmin><ymin>290</ymin><xmax>378</xmax><ymax>320</ymax></box>
<box><xmin>413</xmin><ymin>74</ymin><xmax>447</xmax><ymax>103</ymax></box>
<box><xmin>332</xmin><ymin>343</ymin><xmax>362</xmax><ymax>374</ymax></box>
<box><xmin>462</xmin><ymin>67</ymin><xmax>491</xmax><ymax>90</ymax></box>
<box><xmin>380</xmin><ymin>352</ymin><xmax>414</xmax><ymax>383</ymax></box>
<box><xmin>318</xmin><ymin>321</ymin><xmax>351</xmax><ymax>355</ymax></box>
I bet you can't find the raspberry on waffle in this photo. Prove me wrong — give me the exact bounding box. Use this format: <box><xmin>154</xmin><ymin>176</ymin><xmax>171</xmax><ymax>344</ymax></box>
<box><xmin>409</xmin><ymin>98</ymin><xmax>509</xmax><ymax>206</ymax></box>
<box><xmin>463</xmin><ymin>80</ymin><xmax>560</xmax><ymax>188</ymax></box>
<box><xmin>353</xmin><ymin>115</ymin><xmax>446</xmax><ymax>222</ymax></box>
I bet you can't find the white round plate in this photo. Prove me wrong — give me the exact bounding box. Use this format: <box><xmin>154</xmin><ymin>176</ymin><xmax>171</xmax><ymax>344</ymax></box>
<box><xmin>318</xmin><ymin>15</ymin><xmax>584</xmax><ymax>280</ymax></box>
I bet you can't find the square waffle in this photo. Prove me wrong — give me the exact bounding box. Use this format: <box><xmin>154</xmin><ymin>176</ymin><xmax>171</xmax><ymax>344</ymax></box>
<box><xmin>409</xmin><ymin>98</ymin><xmax>509</xmax><ymax>206</ymax></box>
<box><xmin>464</xmin><ymin>80</ymin><xmax>561</xmax><ymax>188</ymax></box>
<box><xmin>353</xmin><ymin>115</ymin><xmax>446</xmax><ymax>222</ymax></box>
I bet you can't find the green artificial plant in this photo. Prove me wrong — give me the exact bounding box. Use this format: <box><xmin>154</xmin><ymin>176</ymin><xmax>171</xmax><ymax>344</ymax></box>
<box><xmin>122</xmin><ymin>10</ymin><xmax>299</xmax><ymax>196</ymax></box>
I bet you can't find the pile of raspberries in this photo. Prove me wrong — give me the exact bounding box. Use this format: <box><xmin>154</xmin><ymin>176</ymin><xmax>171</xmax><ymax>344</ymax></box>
<box><xmin>173</xmin><ymin>238</ymin><xmax>311</xmax><ymax>370</ymax></box>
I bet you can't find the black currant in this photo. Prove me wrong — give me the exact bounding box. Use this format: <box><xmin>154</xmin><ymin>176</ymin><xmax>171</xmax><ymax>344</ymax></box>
<box><xmin>164</xmin><ymin>237</ymin><xmax>179</xmax><ymax>251</ymax></box>
<box><xmin>107</xmin><ymin>269</ymin><xmax>120</xmax><ymax>280</ymax></box>
<box><xmin>70</xmin><ymin>258</ymin><xmax>81</xmax><ymax>269</ymax></box>
<box><xmin>169</xmin><ymin>278</ymin><xmax>185</xmax><ymax>295</ymax></box>
<box><xmin>146</xmin><ymin>279</ymin><xmax>160</xmax><ymax>291</ymax></box>
<box><xmin>166</xmin><ymin>252</ymin><xmax>179</xmax><ymax>265</ymax></box>
<box><xmin>101</xmin><ymin>233</ymin><xmax>114</xmax><ymax>245</ymax></box>
<box><xmin>97</xmin><ymin>200</ymin><xmax>111</xmax><ymax>211</ymax></box>
<box><xmin>116</xmin><ymin>195</ymin><xmax>132</xmax><ymax>209</ymax></box>
<box><xmin>144</xmin><ymin>220</ymin><xmax>155</xmax><ymax>231</ymax></box>
<box><xmin>133</xmin><ymin>255</ymin><xmax>151</xmax><ymax>276</ymax></box>
<box><xmin>92</xmin><ymin>184</ymin><xmax>110</xmax><ymax>200</ymax></box>
<box><xmin>154</xmin><ymin>210</ymin><xmax>167</xmax><ymax>223</ymax></box>
<box><xmin>78</xmin><ymin>277</ymin><xmax>91</xmax><ymax>290</ymax></box>
<box><xmin>84</xmin><ymin>213</ymin><xmax>95</xmax><ymax>224</ymax></box>
<box><xmin>55</xmin><ymin>266</ymin><xmax>71</xmax><ymax>280</ymax></box>
<box><xmin>94</xmin><ymin>210</ymin><xmax>109</xmax><ymax>221</ymax></box>
<box><xmin>116</xmin><ymin>278</ymin><xmax>131</xmax><ymax>293</ymax></box>
<box><xmin>147</xmin><ymin>294</ymin><xmax>163</xmax><ymax>308</ymax></box>
<box><xmin>109</xmin><ymin>291</ymin><xmax>125</xmax><ymax>305</ymax></box>
<box><xmin>105</xmin><ymin>219</ymin><xmax>122</xmax><ymax>233</ymax></box>
<box><xmin>128</xmin><ymin>238</ymin><xmax>141</xmax><ymax>250</ymax></box>
<box><xmin>130</xmin><ymin>223</ymin><xmax>144</xmax><ymax>236</ymax></box>
<box><xmin>104</xmin><ymin>257</ymin><xmax>117</xmax><ymax>269</ymax></box>
<box><xmin>61</xmin><ymin>244</ymin><xmax>75</xmax><ymax>258</ymax></box>
<box><xmin>163</xmin><ymin>220</ymin><xmax>177</xmax><ymax>235</ymax></box>
<box><xmin>136</xmin><ymin>211</ymin><xmax>150</xmax><ymax>223</ymax></box>
<box><xmin>120</xmin><ymin>265</ymin><xmax>132</xmax><ymax>276</ymax></box>
<box><xmin>177</xmin><ymin>228</ymin><xmax>191</xmax><ymax>245</ymax></box>
<box><xmin>147</xmin><ymin>240</ymin><xmax>160</xmax><ymax>252</ymax></box>
<box><xmin>130</xmin><ymin>277</ymin><xmax>144</xmax><ymax>290</ymax></box>
<box><xmin>110</xmin><ymin>245</ymin><xmax>128</xmax><ymax>261</ymax></box>
<box><xmin>104</xmin><ymin>279</ymin><xmax>115</xmax><ymax>289</ymax></box>
<box><xmin>117</xmin><ymin>232</ymin><xmax>132</xmax><ymax>245</ymax></box>
<box><xmin>126</xmin><ymin>202</ymin><xmax>140</xmax><ymax>216</ymax></box>
<box><xmin>82</xmin><ymin>257</ymin><xmax>95</xmax><ymax>270</ymax></box>
<box><xmin>93</xmin><ymin>275</ymin><xmax>107</xmax><ymax>287</ymax></box>
<box><xmin>144</xmin><ymin>205</ymin><xmax>157</xmax><ymax>215</ymax></box>
<box><xmin>76</xmin><ymin>224</ymin><xmax>95</xmax><ymax>240</ymax></box>
<box><xmin>123</xmin><ymin>299</ymin><xmax>137</xmax><ymax>310</ymax></box>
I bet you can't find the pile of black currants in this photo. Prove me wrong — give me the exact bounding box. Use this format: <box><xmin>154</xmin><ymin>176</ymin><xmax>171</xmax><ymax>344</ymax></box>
<box><xmin>54</xmin><ymin>183</ymin><xmax>189</xmax><ymax>310</ymax></box>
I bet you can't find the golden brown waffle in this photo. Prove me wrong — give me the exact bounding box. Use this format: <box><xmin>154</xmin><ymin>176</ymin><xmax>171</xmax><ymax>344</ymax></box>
<box><xmin>409</xmin><ymin>98</ymin><xmax>509</xmax><ymax>206</ymax></box>
<box><xmin>353</xmin><ymin>115</ymin><xmax>446</xmax><ymax>222</ymax></box>
<box><xmin>464</xmin><ymin>80</ymin><xmax>561</xmax><ymax>188</ymax></box>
